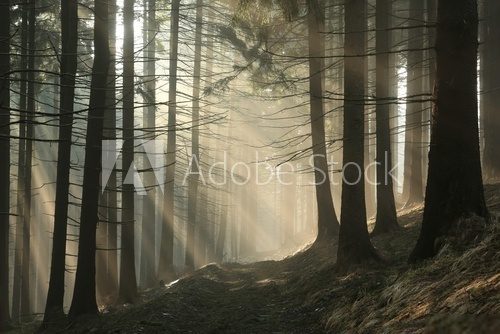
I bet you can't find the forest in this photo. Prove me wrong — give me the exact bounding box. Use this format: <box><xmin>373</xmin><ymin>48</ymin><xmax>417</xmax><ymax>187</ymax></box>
<box><xmin>0</xmin><ymin>0</ymin><xmax>499</xmax><ymax>332</ymax></box>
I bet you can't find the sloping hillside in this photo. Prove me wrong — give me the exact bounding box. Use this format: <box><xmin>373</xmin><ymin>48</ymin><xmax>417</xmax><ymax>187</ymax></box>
<box><xmin>34</xmin><ymin>184</ymin><xmax>500</xmax><ymax>333</ymax></box>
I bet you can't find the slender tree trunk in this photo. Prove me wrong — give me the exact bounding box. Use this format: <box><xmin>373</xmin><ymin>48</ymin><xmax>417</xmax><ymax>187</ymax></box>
<box><xmin>140</xmin><ymin>0</ymin><xmax>157</xmax><ymax>289</ymax></box>
<box><xmin>409</xmin><ymin>0</ymin><xmax>487</xmax><ymax>262</ymax></box>
<box><xmin>119</xmin><ymin>0</ymin><xmax>138</xmax><ymax>303</ymax></box>
<box><xmin>247</xmin><ymin>181</ymin><xmax>257</xmax><ymax>256</ymax></box>
<box><xmin>403</xmin><ymin>0</ymin><xmax>425</xmax><ymax>207</ymax></box>
<box><xmin>372</xmin><ymin>0</ymin><xmax>399</xmax><ymax>234</ymax></box>
<box><xmin>282</xmin><ymin>175</ymin><xmax>296</xmax><ymax>247</ymax></box>
<box><xmin>96</xmin><ymin>181</ymin><xmax>108</xmax><ymax>305</ymax></box>
<box><xmin>215</xmin><ymin>196</ymin><xmax>228</xmax><ymax>263</ymax></box>
<box><xmin>42</xmin><ymin>0</ymin><xmax>78</xmax><ymax>325</ymax></box>
<box><xmin>158</xmin><ymin>0</ymin><xmax>180</xmax><ymax>282</ymax></box>
<box><xmin>105</xmin><ymin>0</ymin><xmax>118</xmax><ymax>298</ymax></box>
<box><xmin>185</xmin><ymin>0</ymin><xmax>203</xmax><ymax>272</ymax></box>
<box><xmin>337</xmin><ymin>0</ymin><xmax>380</xmax><ymax>271</ymax></box>
<box><xmin>0</xmin><ymin>0</ymin><xmax>11</xmax><ymax>329</ymax></box>
<box><xmin>21</xmin><ymin>0</ymin><xmax>36</xmax><ymax>316</ymax></box>
<box><xmin>481</xmin><ymin>0</ymin><xmax>500</xmax><ymax>180</ymax></box>
<box><xmin>197</xmin><ymin>178</ymin><xmax>208</xmax><ymax>267</ymax></box>
<box><xmin>307</xmin><ymin>0</ymin><xmax>340</xmax><ymax>244</ymax></box>
<box><xmin>203</xmin><ymin>11</ymin><xmax>215</xmax><ymax>264</ymax></box>
<box><xmin>12</xmin><ymin>3</ymin><xmax>28</xmax><ymax>320</ymax></box>
<box><xmin>69</xmin><ymin>0</ymin><xmax>110</xmax><ymax>317</ymax></box>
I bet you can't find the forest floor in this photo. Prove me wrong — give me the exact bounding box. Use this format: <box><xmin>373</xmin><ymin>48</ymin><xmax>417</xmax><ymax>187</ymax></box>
<box><xmin>15</xmin><ymin>184</ymin><xmax>500</xmax><ymax>333</ymax></box>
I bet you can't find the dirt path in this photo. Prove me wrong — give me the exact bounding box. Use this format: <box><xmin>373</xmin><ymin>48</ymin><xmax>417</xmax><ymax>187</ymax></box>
<box><xmin>29</xmin><ymin>184</ymin><xmax>500</xmax><ymax>333</ymax></box>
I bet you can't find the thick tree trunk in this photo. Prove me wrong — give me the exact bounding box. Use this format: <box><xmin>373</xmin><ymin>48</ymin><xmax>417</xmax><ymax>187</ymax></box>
<box><xmin>307</xmin><ymin>0</ymin><xmax>340</xmax><ymax>244</ymax></box>
<box><xmin>42</xmin><ymin>0</ymin><xmax>78</xmax><ymax>325</ymax></box>
<box><xmin>409</xmin><ymin>0</ymin><xmax>487</xmax><ymax>262</ymax></box>
<box><xmin>185</xmin><ymin>0</ymin><xmax>203</xmax><ymax>271</ymax></box>
<box><xmin>403</xmin><ymin>0</ymin><xmax>425</xmax><ymax>207</ymax></box>
<box><xmin>119</xmin><ymin>0</ymin><xmax>138</xmax><ymax>303</ymax></box>
<box><xmin>69</xmin><ymin>0</ymin><xmax>110</xmax><ymax>317</ymax></box>
<box><xmin>0</xmin><ymin>0</ymin><xmax>11</xmax><ymax>329</ymax></box>
<box><xmin>337</xmin><ymin>0</ymin><xmax>380</xmax><ymax>271</ymax></box>
<box><xmin>423</xmin><ymin>0</ymin><xmax>437</xmax><ymax>179</ymax></box>
<box><xmin>372</xmin><ymin>0</ymin><xmax>399</xmax><ymax>235</ymax></box>
<box><xmin>481</xmin><ymin>0</ymin><xmax>500</xmax><ymax>180</ymax></box>
<box><xmin>158</xmin><ymin>0</ymin><xmax>180</xmax><ymax>282</ymax></box>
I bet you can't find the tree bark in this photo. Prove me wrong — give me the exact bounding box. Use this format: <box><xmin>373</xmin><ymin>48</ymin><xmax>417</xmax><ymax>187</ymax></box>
<box><xmin>307</xmin><ymin>0</ymin><xmax>340</xmax><ymax>244</ymax></box>
<box><xmin>185</xmin><ymin>0</ymin><xmax>203</xmax><ymax>271</ymax></box>
<box><xmin>158</xmin><ymin>0</ymin><xmax>180</xmax><ymax>282</ymax></box>
<box><xmin>0</xmin><ymin>0</ymin><xmax>11</xmax><ymax>329</ymax></box>
<box><xmin>119</xmin><ymin>0</ymin><xmax>138</xmax><ymax>303</ymax></box>
<box><xmin>43</xmin><ymin>0</ymin><xmax>78</xmax><ymax>325</ymax></box>
<box><xmin>409</xmin><ymin>0</ymin><xmax>488</xmax><ymax>262</ymax></box>
<box><xmin>140</xmin><ymin>0</ymin><xmax>157</xmax><ymax>290</ymax></box>
<box><xmin>21</xmin><ymin>0</ymin><xmax>36</xmax><ymax>316</ymax></box>
<box><xmin>69</xmin><ymin>0</ymin><xmax>110</xmax><ymax>317</ymax></box>
<box><xmin>337</xmin><ymin>0</ymin><xmax>380</xmax><ymax>271</ymax></box>
<box><xmin>372</xmin><ymin>0</ymin><xmax>399</xmax><ymax>234</ymax></box>
<box><xmin>105</xmin><ymin>0</ymin><xmax>118</xmax><ymax>299</ymax></box>
<box><xmin>481</xmin><ymin>0</ymin><xmax>500</xmax><ymax>180</ymax></box>
<box><xmin>12</xmin><ymin>2</ymin><xmax>28</xmax><ymax>320</ymax></box>
<box><xmin>403</xmin><ymin>0</ymin><xmax>425</xmax><ymax>207</ymax></box>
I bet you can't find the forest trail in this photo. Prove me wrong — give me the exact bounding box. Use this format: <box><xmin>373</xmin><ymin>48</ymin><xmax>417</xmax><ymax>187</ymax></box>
<box><xmin>20</xmin><ymin>184</ymin><xmax>500</xmax><ymax>333</ymax></box>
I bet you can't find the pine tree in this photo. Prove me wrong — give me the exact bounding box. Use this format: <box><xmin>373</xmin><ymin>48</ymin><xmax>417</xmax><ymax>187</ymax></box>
<box><xmin>307</xmin><ymin>0</ymin><xmax>340</xmax><ymax>244</ymax></box>
<box><xmin>42</xmin><ymin>0</ymin><xmax>79</xmax><ymax>325</ymax></box>
<box><xmin>337</xmin><ymin>0</ymin><xmax>380</xmax><ymax>270</ymax></box>
<box><xmin>69</xmin><ymin>0</ymin><xmax>110</xmax><ymax>317</ymax></box>
<box><xmin>119</xmin><ymin>0</ymin><xmax>138</xmax><ymax>304</ymax></box>
<box><xmin>409</xmin><ymin>0</ymin><xmax>488</xmax><ymax>262</ymax></box>
<box><xmin>0</xmin><ymin>0</ymin><xmax>11</xmax><ymax>329</ymax></box>
<box><xmin>158</xmin><ymin>0</ymin><xmax>181</xmax><ymax>282</ymax></box>
<box><xmin>186</xmin><ymin>0</ymin><xmax>204</xmax><ymax>271</ymax></box>
<box><xmin>372</xmin><ymin>0</ymin><xmax>399</xmax><ymax>234</ymax></box>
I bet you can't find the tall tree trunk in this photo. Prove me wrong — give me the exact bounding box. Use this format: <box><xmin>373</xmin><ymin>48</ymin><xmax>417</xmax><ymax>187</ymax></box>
<box><xmin>307</xmin><ymin>0</ymin><xmax>340</xmax><ymax>244</ymax></box>
<box><xmin>185</xmin><ymin>0</ymin><xmax>203</xmax><ymax>272</ymax></box>
<box><xmin>372</xmin><ymin>0</ymin><xmax>399</xmax><ymax>234</ymax></box>
<box><xmin>69</xmin><ymin>0</ymin><xmax>110</xmax><ymax>317</ymax></box>
<box><xmin>119</xmin><ymin>0</ymin><xmax>138</xmax><ymax>303</ymax></box>
<box><xmin>337</xmin><ymin>0</ymin><xmax>380</xmax><ymax>271</ymax></box>
<box><xmin>481</xmin><ymin>0</ymin><xmax>500</xmax><ymax>180</ymax></box>
<box><xmin>0</xmin><ymin>0</ymin><xmax>11</xmax><ymax>329</ymax></box>
<box><xmin>409</xmin><ymin>0</ymin><xmax>487</xmax><ymax>262</ymax></box>
<box><xmin>158</xmin><ymin>0</ymin><xmax>180</xmax><ymax>282</ymax></box>
<box><xmin>403</xmin><ymin>0</ymin><xmax>425</xmax><ymax>207</ymax></box>
<box><xmin>140</xmin><ymin>0</ymin><xmax>157</xmax><ymax>289</ymax></box>
<box><xmin>12</xmin><ymin>2</ymin><xmax>28</xmax><ymax>320</ymax></box>
<box><xmin>21</xmin><ymin>0</ymin><xmax>36</xmax><ymax>316</ymax></box>
<box><xmin>203</xmin><ymin>11</ymin><xmax>216</xmax><ymax>264</ymax></box>
<box><xmin>42</xmin><ymin>0</ymin><xmax>78</xmax><ymax>325</ymax></box>
<box><xmin>105</xmin><ymin>0</ymin><xmax>118</xmax><ymax>298</ymax></box>
<box><xmin>423</xmin><ymin>0</ymin><xmax>437</xmax><ymax>180</ymax></box>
